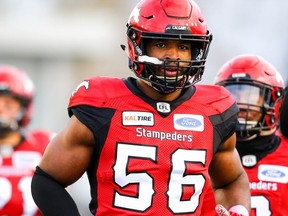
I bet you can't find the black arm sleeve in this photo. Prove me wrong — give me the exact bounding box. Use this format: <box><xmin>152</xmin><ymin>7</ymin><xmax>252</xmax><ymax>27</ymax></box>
<box><xmin>31</xmin><ymin>166</ymin><xmax>81</xmax><ymax>216</ymax></box>
<box><xmin>280</xmin><ymin>87</ymin><xmax>288</xmax><ymax>137</ymax></box>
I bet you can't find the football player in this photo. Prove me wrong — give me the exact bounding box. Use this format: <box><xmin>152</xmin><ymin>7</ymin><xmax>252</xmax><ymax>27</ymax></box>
<box><xmin>203</xmin><ymin>54</ymin><xmax>288</xmax><ymax>216</ymax></box>
<box><xmin>0</xmin><ymin>65</ymin><xmax>54</xmax><ymax>215</ymax></box>
<box><xmin>279</xmin><ymin>82</ymin><xmax>288</xmax><ymax>137</ymax></box>
<box><xmin>31</xmin><ymin>0</ymin><xmax>250</xmax><ymax>215</ymax></box>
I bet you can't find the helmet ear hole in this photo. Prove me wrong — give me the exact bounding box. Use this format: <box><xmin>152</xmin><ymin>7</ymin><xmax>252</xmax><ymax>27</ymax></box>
<box><xmin>132</xmin><ymin>62</ymin><xmax>139</xmax><ymax>71</ymax></box>
<box><xmin>131</xmin><ymin>62</ymin><xmax>144</xmax><ymax>76</ymax></box>
<box><xmin>266</xmin><ymin>114</ymin><xmax>275</xmax><ymax>126</ymax></box>
<box><xmin>128</xmin><ymin>28</ymin><xmax>138</xmax><ymax>40</ymax></box>
<box><xmin>272</xmin><ymin>88</ymin><xmax>283</xmax><ymax>102</ymax></box>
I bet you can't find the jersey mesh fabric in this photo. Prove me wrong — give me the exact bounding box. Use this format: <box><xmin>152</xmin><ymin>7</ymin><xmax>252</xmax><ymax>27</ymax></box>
<box><xmin>68</xmin><ymin>77</ymin><xmax>237</xmax><ymax>215</ymax></box>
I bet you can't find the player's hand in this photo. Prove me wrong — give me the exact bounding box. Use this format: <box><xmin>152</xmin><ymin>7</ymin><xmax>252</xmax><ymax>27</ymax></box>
<box><xmin>215</xmin><ymin>204</ymin><xmax>249</xmax><ymax>216</ymax></box>
<box><xmin>215</xmin><ymin>204</ymin><xmax>230</xmax><ymax>216</ymax></box>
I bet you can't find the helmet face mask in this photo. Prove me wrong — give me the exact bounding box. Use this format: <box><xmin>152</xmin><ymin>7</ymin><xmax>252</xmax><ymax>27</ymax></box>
<box><xmin>137</xmin><ymin>54</ymin><xmax>194</xmax><ymax>94</ymax></box>
<box><xmin>0</xmin><ymin>116</ymin><xmax>19</xmax><ymax>138</ymax></box>
<box><xmin>220</xmin><ymin>80</ymin><xmax>280</xmax><ymax>140</ymax></box>
<box><xmin>214</xmin><ymin>55</ymin><xmax>285</xmax><ymax>141</ymax></box>
<box><xmin>126</xmin><ymin>0</ymin><xmax>212</xmax><ymax>94</ymax></box>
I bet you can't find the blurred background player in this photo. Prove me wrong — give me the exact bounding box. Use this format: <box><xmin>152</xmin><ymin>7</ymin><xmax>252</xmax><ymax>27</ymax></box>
<box><xmin>31</xmin><ymin>0</ymin><xmax>250</xmax><ymax>215</ymax></box>
<box><xmin>0</xmin><ymin>65</ymin><xmax>54</xmax><ymax>215</ymax></box>
<box><xmin>203</xmin><ymin>54</ymin><xmax>288</xmax><ymax>216</ymax></box>
<box><xmin>279</xmin><ymin>81</ymin><xmax>288</xmax><ymax>137</ymax></box>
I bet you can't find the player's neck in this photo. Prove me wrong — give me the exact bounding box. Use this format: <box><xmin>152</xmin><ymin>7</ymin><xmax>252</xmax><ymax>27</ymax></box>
<box><xmin>136</xmin><ymin>79</ymin><xmax>182</xmax><ymax>101</ymax></box>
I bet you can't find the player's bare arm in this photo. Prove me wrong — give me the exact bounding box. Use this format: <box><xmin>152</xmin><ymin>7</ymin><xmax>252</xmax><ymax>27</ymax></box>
<box><xmin>31</xmin><ymin>115</ymin><xmax>95</xmax><ymax>215</ymax></box>
<box><xmin>39</xmin><ymin>115</ymin><xmax>95</xmax><ymax>186</ymax></box>
<box><xmin>209</xmin><ymin>133</ymin><xmax>251</xmax><ymax>212</ymax></box>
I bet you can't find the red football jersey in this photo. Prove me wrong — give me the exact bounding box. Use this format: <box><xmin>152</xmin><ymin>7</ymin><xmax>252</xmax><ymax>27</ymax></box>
<box><xmin>0</xmin><ymin>129</ymin><xmax>53</xmax><ymax>216</ymax></box>
<box><xmin>68</xmin><ymin>77</ymin><xmax>238</xmax><ymax>216</ymax></box>
<box><xmin>246</xmin><ymin>132</ymin><xmax>288</xmax><ymax>216</ymax></box>
<box><xmin>202</xmin><ymin>131</ymin><xmax>288</xmax><ymax>216</ymax></box>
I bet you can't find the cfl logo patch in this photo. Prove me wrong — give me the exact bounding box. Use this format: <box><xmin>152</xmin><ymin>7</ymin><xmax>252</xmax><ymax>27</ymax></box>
<box><xmin>156</xmin><ymin>102</ymin><xmax>170</xmax><ymax>113</ymax></box>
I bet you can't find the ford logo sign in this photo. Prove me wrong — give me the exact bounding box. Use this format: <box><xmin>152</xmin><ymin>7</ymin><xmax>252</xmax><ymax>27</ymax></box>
<box><xmin>175</xmin><ymin>117</ymin><xmax>202</xmax><ymax>128</ymax></box>
<box><xmin>261</xmin><ymin>169</ymin><xmax>285</xmax><ymax>178</ymax></box>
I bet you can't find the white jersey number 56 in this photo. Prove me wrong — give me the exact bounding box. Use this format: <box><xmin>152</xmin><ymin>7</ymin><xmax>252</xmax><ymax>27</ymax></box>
<box><xmin>113</xmin><ymin>143</ymin><xmax>206</xmax><ymax>214</ymax></box>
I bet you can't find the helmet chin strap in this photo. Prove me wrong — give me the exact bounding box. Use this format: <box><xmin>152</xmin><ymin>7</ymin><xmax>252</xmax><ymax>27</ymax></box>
<box><xmin>259</xmin><ymin>127</ymin><xmax>277</xmax><ymax>137</ymax></box>
<box><xmin>148</xmin><ymin>73</ymin><xmax>189</xmax><ymax>94</ymax></box>
<box><xmin>237</xmin><ymin>126</ymin><xmax>277</xmax><ymax>142</ymax></box>
<box><xmin>155</xmin><ymin>75</ymin><xmax>185</xmax><ymax>80</ymax></box>
<box><xmin>237</xmin><ymin>133</ymin><xmax>258</xmax><ymax>142</ymax></box>
<box><xmin>141</xmin><ymin>77</ymin><xmax>177</xmax><ymax>94</ymax></box>
<box><xmin>141</xmin><ymin>78</ymin><xmax>164</xmax><ymax>93</ymax></box>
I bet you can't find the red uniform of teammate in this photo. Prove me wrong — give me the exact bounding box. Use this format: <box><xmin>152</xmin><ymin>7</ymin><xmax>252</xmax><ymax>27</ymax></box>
<box><xmin>0</xmin><ymin>65</ymin><xmax>53</xmax><ymax>215</ymax></box>
<box><xmin>279</xmin><ymin>83</ymin><xmax>288</xmax><ymax>137</ymax></box>
<box><xmin>0</xmin><ymin>130</ymin><xmax>52</xmax><ymax>215</ymax></box>
<box><xmin>203</xmin><ymin>54</ymin><xmax>287</xmax><ymax>216</ymax></box>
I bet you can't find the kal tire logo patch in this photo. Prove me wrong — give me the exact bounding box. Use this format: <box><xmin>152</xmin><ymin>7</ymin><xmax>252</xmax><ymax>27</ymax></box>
<box><xmin>122</xmin><ymin>111</ymin><xmax>154</xmax><ymax>126</ymax></box>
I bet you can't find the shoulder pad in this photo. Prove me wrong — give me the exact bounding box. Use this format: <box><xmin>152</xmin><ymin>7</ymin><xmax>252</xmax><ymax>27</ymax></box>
<box><xmin>68</xmin><ymin>77</ymin><xmax>127</xmax><ymax>108</ymax></box>
<box><xmin>194</xmin><ymin>84</ymin><xmax>236</xmax><ymax>114</ymax></box>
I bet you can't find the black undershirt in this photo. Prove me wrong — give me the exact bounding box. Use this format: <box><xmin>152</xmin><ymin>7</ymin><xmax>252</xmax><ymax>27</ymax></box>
<box><xmin>236</xmin><ymin>134</ymin><xmax>280</xmax><ymax>168</ymax></box>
